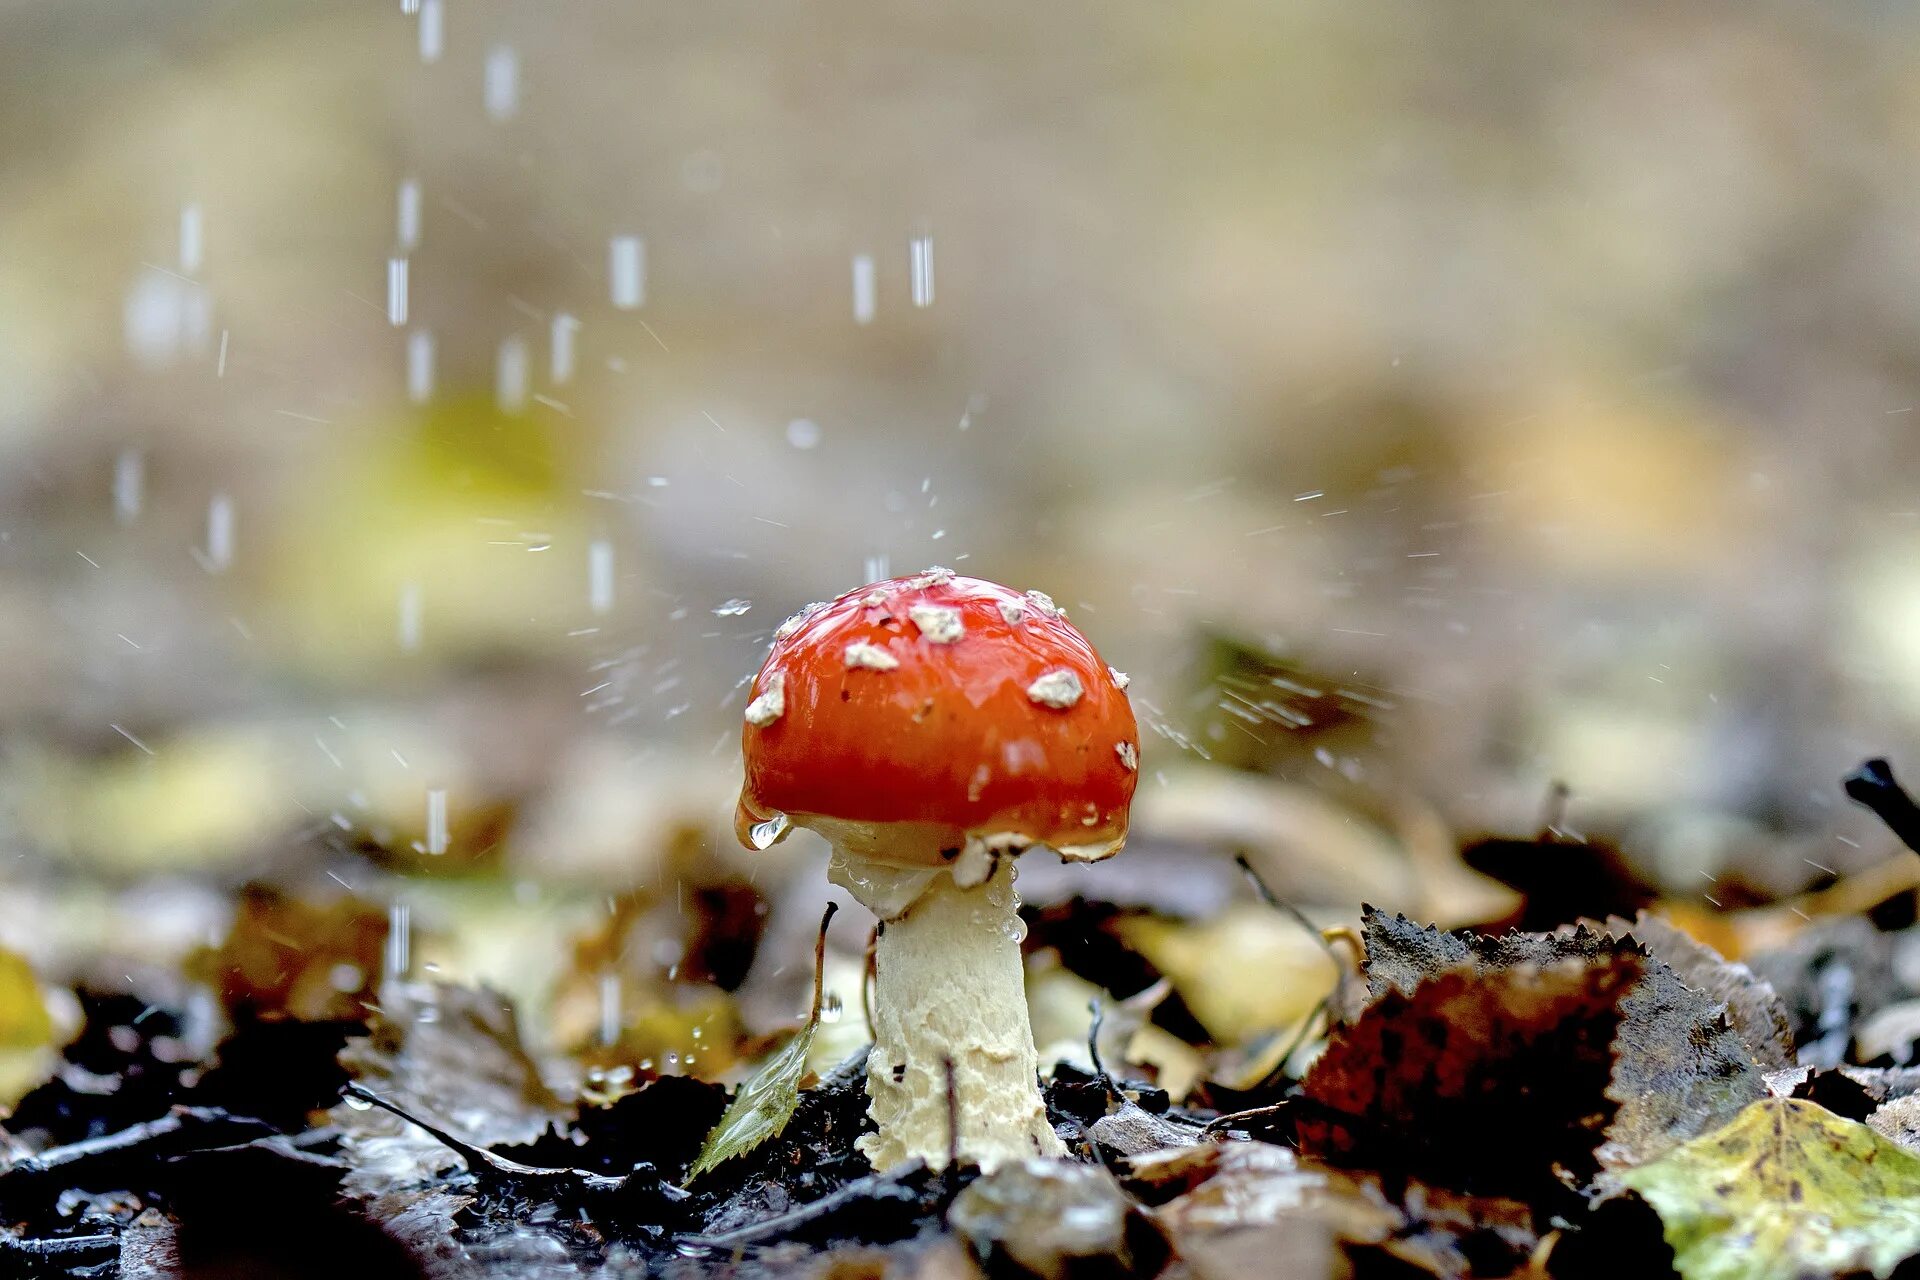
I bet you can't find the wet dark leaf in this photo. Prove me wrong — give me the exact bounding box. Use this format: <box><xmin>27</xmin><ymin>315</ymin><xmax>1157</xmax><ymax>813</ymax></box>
<box><xmin>1300</xmin><ymin>957</ymin><xmax>1633</xmax><ymax>1196</ymax></box>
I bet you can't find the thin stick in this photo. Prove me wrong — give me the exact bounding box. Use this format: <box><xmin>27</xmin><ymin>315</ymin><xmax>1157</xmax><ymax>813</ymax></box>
<box><xmin>1845</xmin><ymin>759</ymin><xmax>1920</xmax><ymax>856</ymax></box>
<box><xmin>810</xmin><ymin>901</ymin><xmax>839</xmax><ymax>1022</ymax></box>
<box><xmin>1251</xmin><ymin>995</ymin><xmax>1329</xmax><ymax>1092</ymax></box>
<box><xmin>1087</xmin><ymin>999</ymin><xmax>1121</xmax><ymax>1103</ymax></box>
<box><xmin>1201</xmin><ymin>1100</ymin><xmax>1290</xmax><ymax>1135</ymax></box>
<box><xmin>674</xmin><ymin>1160</ymin><xmax>929</xmax><ymax>1252</ymax></box>
<box><xmin>1538</xmin><ymin>779</ymin><xmax>1571</xmax><ymax>839</ymax></box>
<box><xmin>1234</xmin><ymin>853</ymin><xmax>1337</xmax><ymax>958</ymax></box>
<box><xmin>341</xmin><ymin>1083</ymin><xmax>686</xmax><ymax>1201</ymax></box>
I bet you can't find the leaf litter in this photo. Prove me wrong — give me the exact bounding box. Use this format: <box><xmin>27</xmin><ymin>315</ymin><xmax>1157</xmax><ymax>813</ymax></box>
<box><xmin>13</xmin><ymin>761</ymin><xmax>1920</xmax><ymax>1276</ymax></box>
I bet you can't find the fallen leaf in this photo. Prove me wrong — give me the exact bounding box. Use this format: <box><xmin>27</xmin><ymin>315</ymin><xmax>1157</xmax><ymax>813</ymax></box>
<box><xmin>686</xmin><ymin>1020</ymin><xmax>817</xmax><ymax>1180</ymax></box>
<box><xmin>1620</xmin><ymin>1098</ymin><xmax>1920</xmax><ymax>1280</ymax></box>
<box><xmin>1116</xmin><ymin>904</ymin><xmax>1336</xmax><ymax>1047</ymax></box>
<box><xmin>0</xmin><ymin>947</ymin><xmax>55</xmax><ymax>1111</ymax></box>
<box><xmin>1607</xmin><ymin>912</ymin><xmax>1793</xmax><ymax>1069</ymax></box>
<box><xmin>687</xmin><ymin>903</ymin><xmax>837</xmax><ymax>1180</ymax></box>
<box><xmin>1299</xmin><ymin>958</ymin><xmax>1633</xmax><ymax>1195</ymax></box>
<box><xmin>1601</xmin><ymin>958</ymin><xmax>1768</xmax><ymax>1169</ymax></box>
<box><xmin>0</xmin><ymin>948</ymin><xmax>53</xmax><ymax>1050</ymax></box>
<box><xmin>1359</xmin><ymin>908</ymin><xmax>1767</xmax><ymax>1168</ymax></box>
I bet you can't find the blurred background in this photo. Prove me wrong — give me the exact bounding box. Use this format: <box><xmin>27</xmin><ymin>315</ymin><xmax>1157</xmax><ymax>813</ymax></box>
<box><xmin>6</xmin><ymin>0</ymin><xmax>1920</xmax><ymax>1091</ymax></box>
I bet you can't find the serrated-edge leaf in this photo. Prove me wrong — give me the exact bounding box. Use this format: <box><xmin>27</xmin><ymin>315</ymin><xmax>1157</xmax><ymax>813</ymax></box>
<box><xmin>686</xmin><ymin>1017</ymin><xmax>818</xmax><ymax>1180</ymax></box>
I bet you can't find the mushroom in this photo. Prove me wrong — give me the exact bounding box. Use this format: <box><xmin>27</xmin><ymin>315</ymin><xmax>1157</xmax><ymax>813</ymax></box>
<box><xmin>736</xmin><ymin>572</ymin><xmax>1139</xmax><ymax>1171</ymax></box>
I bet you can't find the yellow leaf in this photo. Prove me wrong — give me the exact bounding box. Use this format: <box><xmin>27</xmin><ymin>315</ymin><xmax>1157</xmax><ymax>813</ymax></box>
<box><xmin>1620</xmin><ymin>1099</ymin><xmax>1920</xmax><ymax>1280</ymax></box>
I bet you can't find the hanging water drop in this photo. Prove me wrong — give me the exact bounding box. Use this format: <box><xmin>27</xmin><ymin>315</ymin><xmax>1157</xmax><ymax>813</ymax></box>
<box><xmin>748</xmin><ymin>813</ymin><xmax>790</xmax><ymax>851</ymax></box>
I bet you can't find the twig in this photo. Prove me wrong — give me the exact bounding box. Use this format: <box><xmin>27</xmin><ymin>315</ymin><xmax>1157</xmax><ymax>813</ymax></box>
<box><xmin>342</xmin><ymin>1084</ymin><xmax>686</xmax><ymax>1202</ymax></box>
<box><xmin>1845</xmin><ymin>759</ymin><xmax>1920</xmax><ymax>857</ymax></box>
<box><xmin>1234</xmin><ymin>854</ymin><xmax>1337</xmax><ymax>959</ymax></box>
<box><xmin>1251</xmin><ymin>995</ymin><xmax>1329</xmax><ymax>1093</ymax></box>
<box><xmin>0</xmin><ymin>1232</ymin><xmax>119</xmax><ymax>1258</ymax></box>
<box><xmin>674</xmin><ymin>1161</ymin><xmax>931</xmax><ymax>1252</ymax></box>
<box><xmin>1202</xmin><ymin>1100</ymin><xmax>1290</xmax><ymax>1135</ymax></box>
<box><xmin>811</xmin><ymin>901</ymin><xmax>839</xmax><ymax>1023</ymax></box>
<box><xmin>1086</xmin><ymin>999</ymin><xmax>1122</xmax><ymax>1104</ymax></box>
<box><xmin>0</xmin><ymin>1107</ymin><xmax>272</xmax><ymax>1179</ymax></box>
<box><xmin>1538</xmin><ymin>779</ymin><xmax>1571</xmax><ymax>839</ymax></box>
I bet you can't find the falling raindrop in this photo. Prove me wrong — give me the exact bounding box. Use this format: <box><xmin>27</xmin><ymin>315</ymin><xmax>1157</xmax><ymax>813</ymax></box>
<box><xmin>588</xmin><ymin>539</ymin><xmax>614</xmax><ymax>615</ymax></box>
<box><xmin>179</xmin><ymin>203</ymin><xmax>203</xmax><ymax>275</ymax></box>
<box><xmin>909</xmin><ymin>234</ymin><xmax>934</xmax><ymax>307</ymax></box>
<box><xmin>496</xmin><ymin>335</ymin><xmax>529</xmax><ymax>413</ymax></box>
<box><xmin>406</xmin><ymin>330</ymin><xmax>434</xmax><ymax>403</ymax></box>
<box><xmin>851</xmin><ymin>253</ymin><xmax>876</xmax><ymax>325</ymax></box>
<box><xmin>426</xmin><ymin>788</ymin><xmax>449</xmax><ymax>855</ymax></box>
<box><xmin>599</xmin><ymin>973</ymin><xmax>621</xmax><ymax>1047</ymax></box>
<box><xmin>113</xmin><ymin>450</ymin><xmax>143</xmax><ymax>525</ymax></box>
<box><xmin>786</xmin><ymin>418</ymin><xmax>820</xmax><ymax>449</ymax></box>
<box><xmin>397</xmin><ymin>582</ymin><xmax>423</xmax><ymax>652</ymax></box>
<box><xmin>713</xmin><ymin>598</ymin><xmax>752</xmax><ymax>617</ymax></box>
<box><xmin>204</xmin><ymin>494</ymin><xmax>234</xmax><ymax>573</ymax></box>
<box><xmin>550</xmin><ymin>312</ymin><xmax>580</xmax><ymax>384</ymax></box>
<box><xmin>484</xmin><ymin>46</ymin><xmax>519</xmax><ymax>121</ymax></box>
<box><xmin>864</xmin><ymin>554</ymin><xmax>890</xmax><ymax>583</ymax></box>
<box><xmin>418</xmin><ymin>0</ymin><xmax>443</xmax><ymax>62</ymax></box>
<box><xmin>386</xmin><ymin>902</ymin><xmax>411</xmax><ymax>979</ymax></box>
<box><xmin>397</xmin><ymin>178</ymin><xmax>422</xmax><ymax>251</ymax></box>
<box><xmin>610</xmin><ymin>235</ymin><xmax>645</xmax><ymax>309</ymax></box>
<box><xmin>386</xmin><ymin>257</ymin><xmax>408</xmax><ymax>326</ymax></box>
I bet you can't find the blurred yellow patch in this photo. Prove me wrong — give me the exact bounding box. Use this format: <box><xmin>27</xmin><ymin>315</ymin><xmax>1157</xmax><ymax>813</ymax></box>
<box><xmin>1117</xmin><ymin>905</ymin><xmax>1337</xmax><ymax>1048</ymax></box>
<box><xmin>1472</xmin><ymin>393</ymin><xmax>1752</xmax><ymax>581</ymax></box>
<box><xmin>0</xmin><ymin>947</ymin><xmax>58</xmax><ymax>1111</ymax></box>
<box><xmin>264</xmin><ymin>398</ymin><xmax>601</xmax><ymax>674</ymax></box>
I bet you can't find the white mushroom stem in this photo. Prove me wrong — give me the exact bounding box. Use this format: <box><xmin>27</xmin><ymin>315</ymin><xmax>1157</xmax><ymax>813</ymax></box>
<box><xmin>829</xmin><ymin>850</ymin><xmax>1064</xmax><ymax>1171</ymax></box>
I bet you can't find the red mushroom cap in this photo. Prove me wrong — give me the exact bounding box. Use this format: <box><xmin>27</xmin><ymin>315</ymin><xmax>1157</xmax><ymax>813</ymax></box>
<box><xmin>735</xmin><ymin>571</ymin><xmax>1139</xmax><ymax>867</ymax></box>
